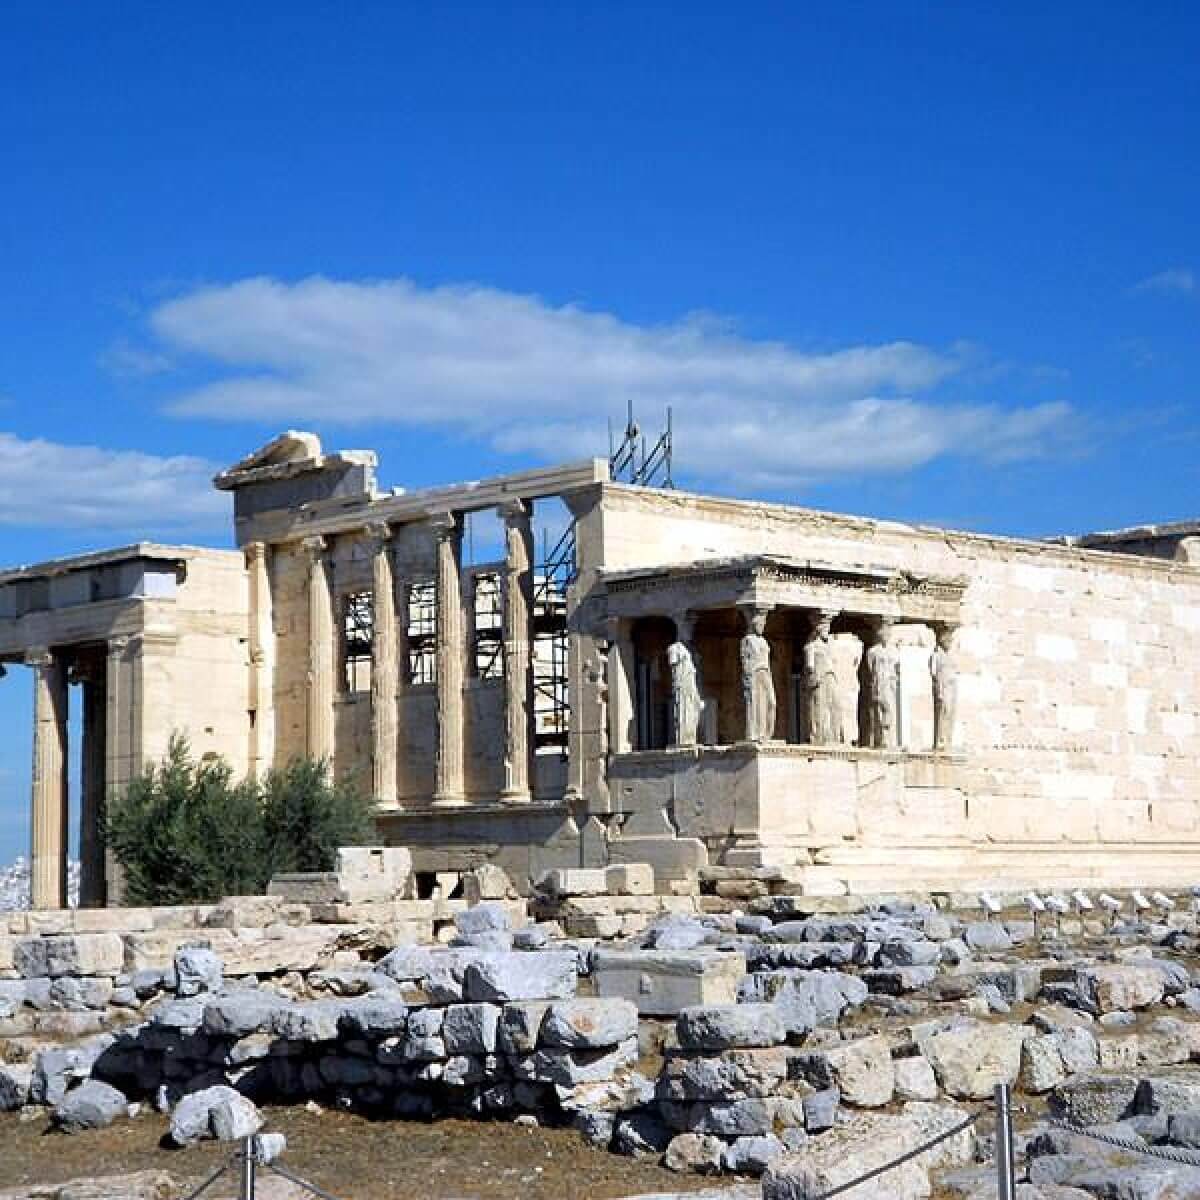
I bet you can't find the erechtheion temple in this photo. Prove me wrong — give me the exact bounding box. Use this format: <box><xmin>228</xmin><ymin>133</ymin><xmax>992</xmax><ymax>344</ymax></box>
<box><xmin>4</xmin><ymin>430</ymin><xmax>1200</xmax><ymax>908</ymax></box>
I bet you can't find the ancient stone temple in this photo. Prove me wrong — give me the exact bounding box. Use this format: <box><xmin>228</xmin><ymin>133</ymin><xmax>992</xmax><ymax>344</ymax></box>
<box><xmin>4</xmin><ymin>430</ymin><xmax>1200</xmax><ymax>906</ymax></box>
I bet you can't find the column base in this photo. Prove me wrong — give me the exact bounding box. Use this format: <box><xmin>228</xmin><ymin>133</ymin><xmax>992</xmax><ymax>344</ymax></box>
<box><xmin>500</xmin><ymin>788</ymin><xmax>532</xmax><ymax>805</ymax></box>
<box><xmin>432</xmin><ymin>792</ymin><xmax>467</xmax><ymax>808</ymax></box>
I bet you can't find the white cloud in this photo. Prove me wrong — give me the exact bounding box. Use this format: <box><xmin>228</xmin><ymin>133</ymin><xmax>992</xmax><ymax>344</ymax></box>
<box><xmin>147</xmin><ymin>275</ymin><xmax>1074</xmax><ymax>491</ymax></box>
<box><xmin>0</xmin><ymin>433</ymin><xmax>227</xmax><ymax>530</ymax></box>
<box><xmin>1133</xmin><ymin>268</ymin><xmax>1195</xmax><ymax>296</ymax></box>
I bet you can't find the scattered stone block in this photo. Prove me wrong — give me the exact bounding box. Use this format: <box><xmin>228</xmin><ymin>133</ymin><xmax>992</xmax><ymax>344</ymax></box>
<box><xmin>605</xmin><ymin>864</ymin><xmax>655</xmax><ymax>896</ymax></box>
<box><xmin>592</xmin><ymin>950</ymin><xmax>745</xmax><ymax>1016</ymax></box>
<box><xmin>659</xmin><ymin>1047</ymin><xmax>791</xmax><ymax>1102</ymax></box>
<box><xmin>763</xmin><ymin>1103</ymin><xmax>974</xmax><ymax>1200</ymax></box>
<box><xmin>677</xmin><ymin>1004</ymin><xmax>786</xmax><ymax>1051</ymax></box>
<box><xmin>463</xmin><ymin>951</ymin><xmax>578</xmax><ymax>1003</ymax></box>
<box><xmin>796</xmin><ymin>1034</ymin><xmax>894</xmax><ymax>1108</ymax></box>
<box><xmin>921</xmin><ymin>1020</ymin><xmax>1028</xmax><ymax>1101</ymax></box>
<box><xmin>665</xmin><ymin>1132</ymin><xmax>725</xmax><ymax>1174</ymax></box>
<box><xmin>541</xmin><ymin>998</ymin><xmax>639</xmax><ymax>1049</ymax></box>
<box><xmin>1050</xmin><ymin>1073</ymin><xmax>1140</xmax><ymax>1125</ymax></box>
<box><xmin>169</xmin><ymin>1085</ymin><xmax>262</xmax><ymax>1145</ymax></box>
<box><xmin>462</xmin><ymin>864</ymin><xmax>514</xmax><ymax>904</ymax></box>
<box><xmin>893</xmin><ymin>1054</ymin><xmax>939</xmax><ymax>1102</ymax></box>
<box><xmin>52</xmin><ymin>1080</ymin><xmax>129</xmax><ymax>1133</ymax></box>
<box><xmin>723</xmin><ymin>1133</ymin><xmax>787</xmax><ymax>1176</ymax></box>
<box><xmin>15</xmin><ymin>933</ymin><xmax>124</xmax><ymax>979</ymax></box>
<box><xmin>442</xmin><ymin>1003</ymin><xmax>501</xmax><ymax>1054</ymax></box>
<box><xmin>174</xmin><ymin>946</ymin><xmax>223</xmax><ymax>997</ymax></box>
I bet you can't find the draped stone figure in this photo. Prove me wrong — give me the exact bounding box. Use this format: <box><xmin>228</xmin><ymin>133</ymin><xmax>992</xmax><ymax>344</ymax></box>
<box><xmin>863</xmin><ymin>618</ymin><xmax>900</xmax><ymax>749</ymax></box>
<box><xmin>667</xmin><ymin>638</ymin><xmax>702</xmax><ymax>747</ymax></box>
<box><xmin>931</xmin><ymin>624</ymin><xmax>959</xmax><ymax>751</ymax></box>
<box><xmin>802</xmin><ymin>611</ymin><xmax>843</xmax><ymax>744</ymax></box>
<box><xmin>740</xmin><ymin>609</ymin><xmax>776</xmax><ymax>742</ymax></box>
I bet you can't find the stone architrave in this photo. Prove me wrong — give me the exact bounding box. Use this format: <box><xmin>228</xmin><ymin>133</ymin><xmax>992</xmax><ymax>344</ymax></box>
<box><xmin>431</xmin><ymin>512</ymin><xmax>466</xmax><ymax>805</ymax></box>
<box><xmin>740</xmin><ymin>608</ymin><xmax>776</xmax><ymax>742</ymax></box>
<box><xmin>366</xmin><ymin>523</ymin><xmax>399</xmax><ymax>808</ymax></box>
<box><xmin>863</xmin><ymin>618</ymin><xmax>900</xmax><ymax>750</ymax></box>
<box><xmin>499</xmin><ymin>500</ymin><xmax>535</xmax><ymax>802</ymax></box>
<box><xmin>667</xmin><ymin>615</ymin><xmax>702</xmax><ymax>748</ymax></box>
<box><xmin>931</xmin><ymin>623</ymin><xmax>959</xmax><ymax>752</ymax></box>
<box><xmin>27</xmin><ymin>647</ymin><xmax>68</xmax><ymax>910</ymax></box>
<box><xmin>302</xmin><ymin>536</ymin><xmax>335</xmax><ymax>762</ymax></box>
<box><xmin>803</xmin><ymin>611</ymin><xmax>843</xmax><ymax>745</ymax></box>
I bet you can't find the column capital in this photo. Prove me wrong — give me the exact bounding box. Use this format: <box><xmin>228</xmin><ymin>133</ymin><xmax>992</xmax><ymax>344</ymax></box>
<box><xmin>301</xmin><ymin>534</ymin><xmax>327</xmax><ymax>561</ymax></box>
<box><xmin>244</xmin><ymin>540</ymin><xmax>268</xmax><ymax>564</ymax></box>
<box><xmin>738</xmin><ymin>604</ymin><xmax>774</xmax><ymax>633</ymax></box>
<box><xmin>427</xmin><ymin>511</ymin><xmax>459</xmax><ymax>539</ymax></box>
<box><xmin>498</xmin><ymin>497</ymin><xmax>531</xmax><ymax>523</ymax></box>
<box><xmin>107</xmin><ymin>635</ymin><xmax>131</xmax><ymax>660</ymax></box>
<box><xmin>671</xmin><ymin>610</ymin><xmax>696</xmax><ymax>643</ymax></box>
<box><xmin>23</xmin><ymin>646</ymin><xmax>54</xmax><ymax>669</ymax></box>
<box><xmin>364</xmin><ymin>520</ymin><xmax>393</xmax><ymax>549</ymax></box>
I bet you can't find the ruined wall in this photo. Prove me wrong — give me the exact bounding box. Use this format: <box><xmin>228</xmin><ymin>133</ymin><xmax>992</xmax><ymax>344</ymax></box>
<box><xmin>269</xmin><ymin>540</ymin><xmax>311</xmax><ymax>767</ymax></box>
<box><xmin>590</xmin><ymin>484</ymin><xmax>1200</xmax><ymax>879</ymax></box>
<box><xmin>129</xmin><ymin>551</ymin><xmax>252</xmax><ymax>779</ymax></box>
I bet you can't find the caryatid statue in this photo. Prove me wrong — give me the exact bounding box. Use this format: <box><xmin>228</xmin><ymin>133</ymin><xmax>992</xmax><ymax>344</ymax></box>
<box><xmin>740</xmin><ymin>608</ymin><xmax>776</xmax><ymax>742</ymax></box>
<box><xmin>667</xmin><ymin>615</ymin><xmax>702</xmax><ymax>748</ymax></box>
<box><xmin>862</xmin><ymin>617</ymin><xmax>900</xmax><ymax>749</ymax></box>
<box><xmin>803</xmin><ymin>610</ymin><xmax>843</xmax><ymax>744</ymax></box>
<box><xmin>930</xmin><ymin>623</ymin><xmax>959</xmax><ymax>751</ymax></box>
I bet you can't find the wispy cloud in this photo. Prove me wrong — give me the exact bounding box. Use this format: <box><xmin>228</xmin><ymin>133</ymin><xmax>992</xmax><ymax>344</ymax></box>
<box><xmin>0</xmin><ymin>433</ymin><xmax>226</xmax><ymax>530</ymax></box>
<box><xmin>139</xmin><ymin>275</ymin><xmax>1073</xmax><ymax>492</ymax></box>
<box><xmin>1132</xmin><ymin>267</ymin><xmax>1195</xmax><ymax>296</ymax></box>
<box><xmin>99</xmin><ymin>339</ymin><xmax>174</xmax><ymax>378</ymax></box>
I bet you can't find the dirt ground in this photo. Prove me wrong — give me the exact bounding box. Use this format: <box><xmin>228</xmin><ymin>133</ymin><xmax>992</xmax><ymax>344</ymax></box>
<box><xmin>0</xmin><ymin>1107</ymin><xmax>721</xmax><ymax>1199</ymax></box>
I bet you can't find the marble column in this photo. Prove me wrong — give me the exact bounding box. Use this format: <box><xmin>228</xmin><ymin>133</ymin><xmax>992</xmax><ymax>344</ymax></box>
<box><xmin>104</xmin><ymin>635</ymin><xmax>132</xmax><ymax>904</ymax></box>
<box><xmin>27</xmin><ymin>647</ymin><xmax>68</xmax><ymax>910</ymax></box>
<box><xmin>245</xmin><ymin>541</ymin><xmax>276</xmax><ymax>776</ymax></box>
<box><xmin>78</xmin><ymin>666</ymin><xmax>107</xmax><ymax>908</ymax></box>
<box><xmin>367</xmin><ymin>522</ymin><xmax>399</xmax><ymax>808</ymax></box>
<box><xmin>500</xmin><ymin>500</ymin><xmax>535</xmax><ymax>803</ymax></box>
<box><xmin>431</xmin><ymin>513</ymin><xmax>466</xmax><ymax>805</ymax></box>
<box><xmin>304</xmin><ymin>536</ymin><xmax>336</xmax><ymax>762</ymax></box>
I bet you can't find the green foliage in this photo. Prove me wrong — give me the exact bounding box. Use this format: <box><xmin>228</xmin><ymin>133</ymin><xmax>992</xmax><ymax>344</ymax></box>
<box><xmin>261</xmin><ymin>756</ymin><xmax>377</xmax><ymax>877</ymax></box>
<box><xmin>105</xmin><ymin>735</ymin><xmax>375</xmax><ymax>905</ymax></box>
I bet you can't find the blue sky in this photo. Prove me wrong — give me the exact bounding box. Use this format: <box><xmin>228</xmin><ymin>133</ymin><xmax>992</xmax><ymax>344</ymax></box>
<box><xmin>1</xmin><ymin>3</ymin><xmax>1198</xmax><ymax>863</ymax></box>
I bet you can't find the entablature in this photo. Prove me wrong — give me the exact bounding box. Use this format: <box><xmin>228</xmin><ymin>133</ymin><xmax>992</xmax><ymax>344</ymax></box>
<box><xmin>597</xmin><ymin>554</ymin><xmax>967</xmax><ymax>625</ymax></box>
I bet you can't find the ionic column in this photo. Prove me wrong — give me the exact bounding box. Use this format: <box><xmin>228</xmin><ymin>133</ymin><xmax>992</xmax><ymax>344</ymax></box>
<box><xmin>104</xmin><ymin>635</ymin><xmax>131</xmax><ymax>904</ymax></box>
<box><xmin>367</xmin><ymin>522</ymin><xmax>399</xmax><ymax>808</ymax></box>
<box><xmin>246</xmin><ymin>541</ymin><xmax>276</xmax><ymax>776</ymax></box>
<box><xmin>303</xmin><ymin>536</ymin><xmax>336</xmax><ymax>762</ymax></box>
<box><xmin>77</xmin><ymin>663</ymin><xmax>107</xmax><ymax>908</ymax></box>
<box><xmin>431</xmin><ymin>513</ymin><xmax>466</xmax><ymax>805</ymax></box>
<box><xmin>499</xmin><ymin>500</ymin><xmax>535</xmax><ymax>803</ymax></box>
<box><xmin>27</xmin><ymin>647</ymin><xmax>68</xmax><ymax>910</ymax></box>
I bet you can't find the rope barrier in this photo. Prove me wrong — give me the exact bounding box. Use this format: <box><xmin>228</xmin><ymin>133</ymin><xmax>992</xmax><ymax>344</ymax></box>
<box><xmin>177</xmin><ymin>1154</ymin><xmax>237</xmax><ymax>1200</ymax></box>
<box><xmin>261</xmin><ymin>1157</ymin><xmax>352</xmax><ymax>1200</ymax></box>
<box><xmin>1022</xmin><ymin>1108</ymin><xmax>1200</xmax><ymax>1169</ymax></box>
<box><xmin>809</xmin><ymin>1110</ymin><xmax>982</xmax><ymax>1200</ymax></box>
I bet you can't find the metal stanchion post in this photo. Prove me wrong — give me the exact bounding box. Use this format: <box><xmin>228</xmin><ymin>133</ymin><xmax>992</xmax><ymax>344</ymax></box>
<box><xmin>994</xmin><ymin>1083</ymin><xmax>1016</xmax><ymax>1200</ymax></box>
<box><xmin>239</xmin><ymin>1135</ymin><xmax>257</xmax><ymax>1200</ymax></box>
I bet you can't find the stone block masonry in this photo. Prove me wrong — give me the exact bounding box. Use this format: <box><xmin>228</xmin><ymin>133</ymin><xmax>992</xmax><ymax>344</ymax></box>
<box><xmin>10</xmin><ymin>880</ymin><xmax>1200</xmax><ymax>1196</ymax></box>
